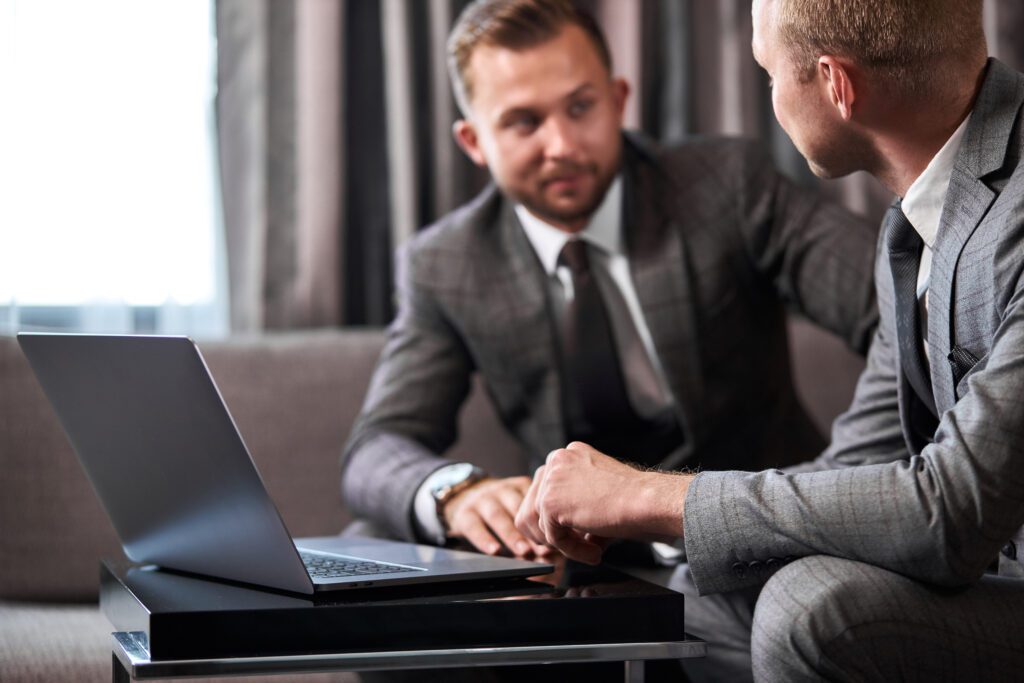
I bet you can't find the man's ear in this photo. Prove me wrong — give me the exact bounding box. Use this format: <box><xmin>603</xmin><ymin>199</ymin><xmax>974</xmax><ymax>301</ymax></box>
<box><xmin>453</xmin><ymin>119</ymin><xmax>487</xmax><ymax>168</ymax></box>
<box><xmin>611</xmin><ymin>77</ymin><xmax>630</xmax><ymax>121</ymax></box>
<box><xmin>818</xmin><ymin>56</ymin><xmax>855</xmax><ymax>120</ymax></box>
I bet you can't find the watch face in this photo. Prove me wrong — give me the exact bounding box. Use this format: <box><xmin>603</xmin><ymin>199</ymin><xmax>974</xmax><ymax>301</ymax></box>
<box><xmin>447</xmin><ymin>462</ymin><xmax>475</xmax><ymax>482</ymax></box>
<box><xmin>450</xmin><ymin>464</ymin><xmax>477</xmax><ymax>481</ymax></box>
<box><xmin>431</xmin><ymin>462</ymin><xmax>478</xmax><ymax>498</ymax></box>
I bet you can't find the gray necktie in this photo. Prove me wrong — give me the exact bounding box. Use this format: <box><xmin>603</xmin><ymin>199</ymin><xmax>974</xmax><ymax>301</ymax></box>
<box><xmin>885</xmin><ymin>201</ymin><xmax>938</xmax><ymax>418</ymax></box>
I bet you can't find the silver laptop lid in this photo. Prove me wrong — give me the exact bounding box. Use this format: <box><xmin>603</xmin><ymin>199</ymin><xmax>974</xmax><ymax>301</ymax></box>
<box><xmin>18</xmin><ymin>333</ymin><xmax>315</xmax><ymax>594</ymax></box>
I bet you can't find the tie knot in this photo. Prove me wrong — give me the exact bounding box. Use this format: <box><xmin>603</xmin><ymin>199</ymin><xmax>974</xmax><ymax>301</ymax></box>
<box><xmin>559</xmin><ymin>239</ymin><xmax>590</xmax><ymax>276</ymax></box>
<box><xmin>885</xmin><ymin>201</ymin><xmax>922</xmax><ymax>253</ymax></box>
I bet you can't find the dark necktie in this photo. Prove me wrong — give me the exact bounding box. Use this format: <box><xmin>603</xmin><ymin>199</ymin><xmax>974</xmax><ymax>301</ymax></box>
<box><xmin>558</xmin><ymin>239</ymin><xmax>639</xmax><ymax>428</ymax></box>
<box><xmin>884</xmin><ymin>202</ymin><xmax>938</xmax><ymax>418</ymax></box>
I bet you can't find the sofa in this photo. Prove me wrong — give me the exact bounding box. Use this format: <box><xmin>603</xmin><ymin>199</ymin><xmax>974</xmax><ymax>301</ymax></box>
<box><xmin>0</xmin><ymin>320</ymin><xmax>864</xmax><ymax>682</ymax></box>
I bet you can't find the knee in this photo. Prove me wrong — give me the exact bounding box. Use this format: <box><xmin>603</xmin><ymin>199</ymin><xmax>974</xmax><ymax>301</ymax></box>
<box><xmin>750</xmin><ymin>555</ymin><xmax>877</xmax><ymax>682</ymax></box>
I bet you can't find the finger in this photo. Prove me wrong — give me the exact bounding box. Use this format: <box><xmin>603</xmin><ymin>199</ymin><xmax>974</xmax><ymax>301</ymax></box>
<box><xmin>497</xmin><ymin>482</ymin><xmax>549</xmax><ymax>554</ymax></box>
<box><xmin>546</xmin><ymin>448</ymin><xmax>566</xmax><ymax>465</ymax></box>
<box><xmin>532</xmin><ymin>543</ymin><xmax>561</xmax><ymax>559</ymax></box>
<box><xmin>495</xmin><ymin>481</ymin><xmax>526</xmax><ymax>513</ymax></box>
<box><xmin>477</xmin><ymin>497</ymin><xmax>532</xmax><ymax>557</ymax></box>
<box><xmin>543</xmin><ymin>521</ymin><xmax>603</xmax><ymax>565</ymax></box>
<box><xmin>496</xmin><ymin>484</ymin><xmax>549</xmax><ymax>556</ymax></box>
<box><xmin>515</xmin><ymin>470</ymin><xmax>546</xmax><ymax>546</ymax></box>
<box><xmin>455</xmin><ymin>511</ymin><xmax>503</xmax><ymax>556</ymax></box>
<box><xmin>506</xmin><ymin>475</ymin><xmax>533</xmax><ymax>494</ymax></box>
<box><xmin>537</xmin><ymin>502</ymin><xmax>602</xmax><ymax>565</ymax></box>
<box><xmin>514</xmin><ymin>500</ymin><xmax>544</xmax><ymax>548</ymax></box>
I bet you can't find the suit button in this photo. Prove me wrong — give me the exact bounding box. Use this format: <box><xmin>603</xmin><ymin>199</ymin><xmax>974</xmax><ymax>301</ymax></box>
<box><xmin>732</xmin><ymin>562</ymin><xmax>748</xmax><ymax>579</ymax></box>
<box><xmin>765</xmin><ymin>558</ymin><xmax>781</xmax><ymax>571</ymax></box>
<box><xmin>749</xmin><ymin>561</ymin><xmax>764</xmax><ymax>576</ymax></box>
<box><xmin>1002</xmin><ymin>542</ymin><xmax>1017</xmax><ymax>560</ymax></box>
<box><xmin>783</xmin><ymin>555</ymin><xmax>796</xmax><ymax>564</ymax></box>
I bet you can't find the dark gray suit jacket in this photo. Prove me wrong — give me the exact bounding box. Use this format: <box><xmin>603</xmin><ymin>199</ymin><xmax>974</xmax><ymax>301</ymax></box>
<box><xmin>685</xmin><ymin>59</ymin><xmax>1024</xmax><ymax>595</ymax></box>
<box><xmin>343</xmin><ymin>133</ymin><xmax>878</xmax><ymax>542</ymax></box>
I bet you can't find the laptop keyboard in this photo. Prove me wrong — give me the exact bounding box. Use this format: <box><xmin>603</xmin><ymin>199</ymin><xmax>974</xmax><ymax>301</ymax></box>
<box><xmin>299</xmin><ymin>551</ymin><xmax>421</xmax><ymax>579</ymax></box>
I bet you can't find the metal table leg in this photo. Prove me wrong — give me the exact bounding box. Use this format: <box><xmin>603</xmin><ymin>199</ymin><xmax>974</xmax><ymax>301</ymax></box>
<box><xmin>624</xmin><ymin>659</ymin><xmax>645</xmax><ymax>683</ymax></box>
<box><xmin>113</xmin><ymin>652</ymin><xmax>131</xmax><ymax>683</ymax></box>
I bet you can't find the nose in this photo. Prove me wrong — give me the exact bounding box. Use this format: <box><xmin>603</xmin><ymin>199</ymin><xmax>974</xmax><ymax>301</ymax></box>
<box><xmin>541</xmin><ymin>114</ymin><xmax>580</xmax><ymax>161</ymax></box>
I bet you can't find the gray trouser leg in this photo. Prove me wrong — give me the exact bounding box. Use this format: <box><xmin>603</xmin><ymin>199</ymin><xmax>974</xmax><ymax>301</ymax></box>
<box><xmin>668</xmin><ymin>564</ymin><xmax>758</xmax><ymax>683</ymax></box>
<box><xmin>751</xmin><ymin>555</ymin><xmax>1024</xmax><ymax>682</ymax></box>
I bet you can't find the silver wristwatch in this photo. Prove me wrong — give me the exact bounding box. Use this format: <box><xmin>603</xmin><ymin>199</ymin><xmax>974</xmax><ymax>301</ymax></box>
<box><xmin>430</xmin><ymin>463</ymin><xmax>487</xmax><ymax>536</ymax></box>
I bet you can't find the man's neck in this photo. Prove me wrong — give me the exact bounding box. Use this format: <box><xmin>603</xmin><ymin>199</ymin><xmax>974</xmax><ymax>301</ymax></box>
<box><xmin>867</xmin><ymin>62</ymin><xmax>987</xmax><ymax>197</ymax></box>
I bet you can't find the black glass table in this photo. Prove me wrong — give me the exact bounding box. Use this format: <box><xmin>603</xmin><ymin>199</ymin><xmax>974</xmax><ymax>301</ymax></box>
<box><xmin>101</xmin><ymin>557</ymin><xmax>705</xmax><ymax>682</ymax></box>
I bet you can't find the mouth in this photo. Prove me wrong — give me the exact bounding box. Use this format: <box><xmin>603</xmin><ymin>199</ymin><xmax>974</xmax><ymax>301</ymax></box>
<box><xmin>540</xmin><ymin>167</ymin><xmax>593</xmax><ymax>194</ymax></box>
<box><xmin>544</xmin><ymin>176</ymin><xmax>582</xmax><ymax>193</ymax></box>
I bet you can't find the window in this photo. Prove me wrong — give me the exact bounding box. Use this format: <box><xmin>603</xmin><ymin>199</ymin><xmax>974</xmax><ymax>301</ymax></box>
<box><xmin>0</xmin><ymin>0</ymin><xmax>227</xmax><ymax>337</ymax></box>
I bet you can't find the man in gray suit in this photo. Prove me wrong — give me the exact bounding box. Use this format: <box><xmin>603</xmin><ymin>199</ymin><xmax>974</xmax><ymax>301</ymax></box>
<box><xmin>342</xmin><ymin>0</ymin><xmax>876</xmax><ymax>566</ymax></box>
<box><xmin>519</xmin><ymin>0</ymin><xmax>1024</xmax><ymax>679</ymax></box>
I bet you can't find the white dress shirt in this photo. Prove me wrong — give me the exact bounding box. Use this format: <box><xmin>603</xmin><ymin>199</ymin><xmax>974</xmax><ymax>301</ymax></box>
<box><xmin>900</xmin><ymin>114</ymin><xmax>971</xmax><ymax>364</ymax></box>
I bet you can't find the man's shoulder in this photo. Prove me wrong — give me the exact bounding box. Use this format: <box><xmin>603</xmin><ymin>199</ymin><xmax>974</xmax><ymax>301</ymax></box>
<box><xmin>400</xmin><ymin>183</ymin><xmax>507</xmax><ymax>286</ymax></box>
<box><xmin>406</xmin><ymin>183</ymin><xmax>504</xmax><ymax>256</ymax></box>
<box><xmin>625</xmin><ymin>131</ymin><xmax>775</xmax><ymax>192</ymax></box>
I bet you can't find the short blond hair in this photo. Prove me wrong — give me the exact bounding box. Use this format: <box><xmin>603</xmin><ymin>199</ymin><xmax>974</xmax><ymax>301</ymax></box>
<box><xmin>447</xmin><ymin>0</ymin><xmax>612</xmax><ymax>115</ymax></box>
<box><xmin>773</xmin><ymin>0</ymin><xmax>985</xmax><ymax>92</ymax></box>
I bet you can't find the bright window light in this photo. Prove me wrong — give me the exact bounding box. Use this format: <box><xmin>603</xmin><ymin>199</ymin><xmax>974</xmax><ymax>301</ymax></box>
<box><xmin>0</xmin><ymin>0</ymin><xmax>225</xmax><ymax>333</ymax></box>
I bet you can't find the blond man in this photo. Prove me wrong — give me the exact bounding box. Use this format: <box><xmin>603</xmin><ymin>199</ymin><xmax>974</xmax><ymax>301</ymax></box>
<box><xmin>520</xmin><ymin>1</ymin><xmax>1024</xmax><ymax>679</ymax></box>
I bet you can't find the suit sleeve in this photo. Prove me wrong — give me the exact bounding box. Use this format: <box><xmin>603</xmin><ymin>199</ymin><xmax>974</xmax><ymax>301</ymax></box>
<box><xmin>734</xmin><ymin>142</ymin><xmax>878</xmax><ymax>356</ymax></box>
<box><xmin>341</xmin><ymin>240</ymin><xmax>475</xmax><ymax>541</ymax></box>
<box><xmin>684</xmin><ymin>278</ymin><xmax>1024</xmax><ymax>595</ymax></box>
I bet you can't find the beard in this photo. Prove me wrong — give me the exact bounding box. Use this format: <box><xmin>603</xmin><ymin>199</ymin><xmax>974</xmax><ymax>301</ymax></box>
<box><xmin>515</xmin><ymin>158</ymin><xmax>619</xmax><ymax>228</ymax></box>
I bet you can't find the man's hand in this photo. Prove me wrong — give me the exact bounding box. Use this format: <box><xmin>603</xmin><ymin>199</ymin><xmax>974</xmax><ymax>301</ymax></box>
<box><xmin>443</xmin><ymin>476</ymin><xmax>554</xmax><ymax>558</ymax></box>
<box><xmin>515</xmin><ymin>442</ymin><xmax>691</xmax><ymax>564</ymax></box>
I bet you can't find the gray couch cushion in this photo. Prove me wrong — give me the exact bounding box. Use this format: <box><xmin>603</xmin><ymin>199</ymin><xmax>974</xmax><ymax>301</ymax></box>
<box><xmin>0</xmin><ymin>601</ymin><xmax>359</xmax><ymax>682</ymax></box>
<box><xmin>786</xmin><ymin>316</ymin><xmax>865</xmax><ymax>437</ymax></box>
<box><xmin>0</xmin><ymin>333</ymin><xmax>122</xmax><ymax>602</ymax></box>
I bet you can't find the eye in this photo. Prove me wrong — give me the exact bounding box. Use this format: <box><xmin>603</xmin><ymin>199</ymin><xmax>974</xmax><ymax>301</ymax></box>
<box><xmin>505</xmin><ymin>113</ymin><xmax>539</xmax><ymax>134</ymax></box>
<box><xmin>568</xmin><ymin>98</ymin><xmax>594</xmax><ymax>118</ymax></box>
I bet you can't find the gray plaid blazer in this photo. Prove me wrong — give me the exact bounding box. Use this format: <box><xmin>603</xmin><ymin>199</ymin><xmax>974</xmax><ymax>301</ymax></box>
<box><xmin>343</xmin><ymin>133</ymin><xmax>878</xmax><ymax>541</ymax></box>
<box><xmin>685</xmin><ymin>59</ymin><xmax>1024</xmax><ymax>595</ymax></box>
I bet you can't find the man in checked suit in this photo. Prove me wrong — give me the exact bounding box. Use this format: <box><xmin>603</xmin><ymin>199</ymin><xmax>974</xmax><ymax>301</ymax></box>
<box><xmin>519</xmin><ymin>0</ymin><xmax>1024</xmax><ymax>680</ymax></box>
<box><xmin>342</xmin><ymin>0</ymin><xmax>877</xmax><ymax>572</ymax></box>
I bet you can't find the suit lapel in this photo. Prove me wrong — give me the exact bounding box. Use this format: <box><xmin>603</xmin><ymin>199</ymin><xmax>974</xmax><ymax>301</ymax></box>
<box><xmin>622</xmin><ymin>142</ymin><xmax>704</xmax><ymax>443</ymax></box>
<box><xmin>928</xmin><ymin>60</ymin><xmax>1024</xmax><ymax>411</ymax></box>
<box><xmin>494</xmin><ymin>201</ymin><xmax>567</xmax><ymax>448</ymax></box>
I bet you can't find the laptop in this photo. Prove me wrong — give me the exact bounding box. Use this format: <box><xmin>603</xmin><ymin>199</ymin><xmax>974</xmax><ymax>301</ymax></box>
<box><xmin>18</xmin><ymin>333</ymin><xmax>552</xmax><ymax>595</ymax></box>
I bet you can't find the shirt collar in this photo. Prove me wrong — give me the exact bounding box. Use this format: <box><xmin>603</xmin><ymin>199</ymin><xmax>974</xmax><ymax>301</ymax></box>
<box><xmin>901</xmin><ymin>114</ymin><xmax>972</xmax><ymax>249</ymax></box>
<box><xmin>515</xmin><ymin>175</ymin><xmax>623</xmax><ymax>275</ymax></box>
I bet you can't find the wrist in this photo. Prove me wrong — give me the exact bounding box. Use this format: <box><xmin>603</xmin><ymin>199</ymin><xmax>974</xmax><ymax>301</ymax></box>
<box><xmin>430</xmin><ymin>464</ymin><xmax>487</xmax><ymax>537</ymax></box>
<box><xmin>629</xmin><ymin>471</ymin><xmax>690</xmax><ymax>541</ymax></box>
<box><xmin>441</xmin><ymin>478</ymin><xmax>490</xmax><ymax>535</ymax></box>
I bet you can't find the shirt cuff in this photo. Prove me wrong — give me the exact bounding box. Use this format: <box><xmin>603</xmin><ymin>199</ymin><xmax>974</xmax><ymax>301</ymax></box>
<box><xmin>412</xmin><ymin>462</ymin><xmax>473</xmax><ymax>546</ymax></box>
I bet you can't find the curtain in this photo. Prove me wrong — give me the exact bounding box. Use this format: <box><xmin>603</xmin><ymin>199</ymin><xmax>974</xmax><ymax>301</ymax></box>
<box><xmin>215</xmin><ymin>0</ymin><xmax>1020</xmax><ymax>333</ymax></box>
<box><xmin>216</xmin><ymin>0</ymin><xmax>486</xmax><ymax>331</ymax></box>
